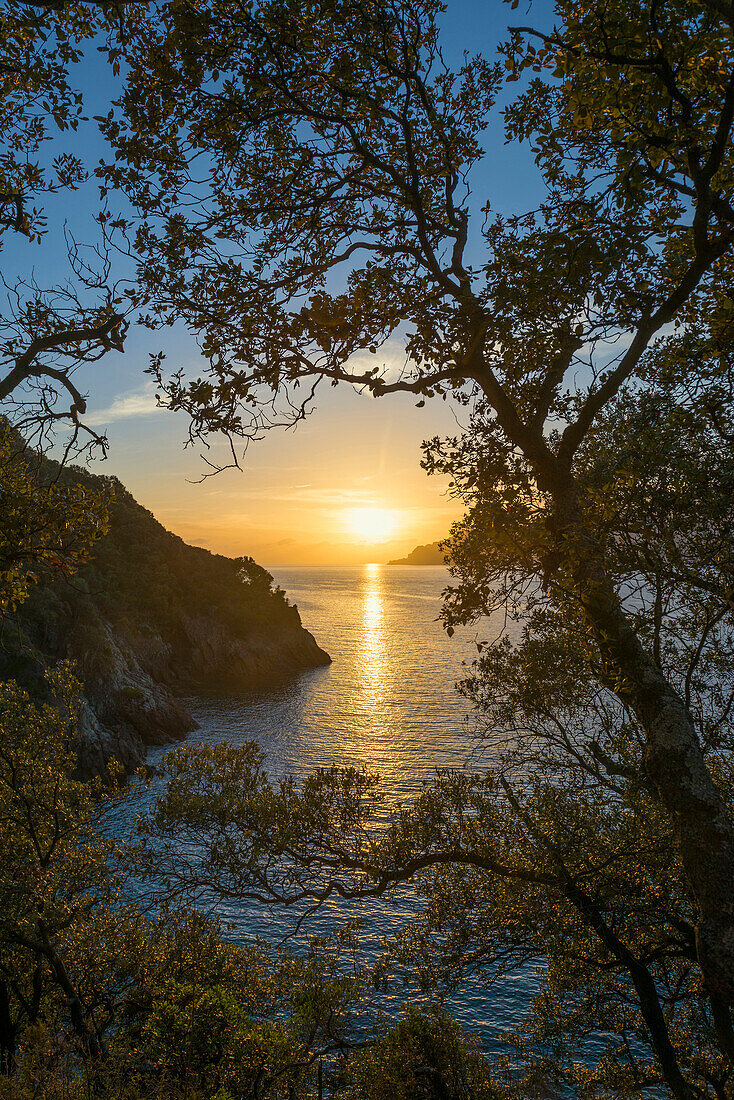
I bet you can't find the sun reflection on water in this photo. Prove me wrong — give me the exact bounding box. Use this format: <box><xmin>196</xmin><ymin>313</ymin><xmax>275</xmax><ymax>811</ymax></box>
<box><xmin>361</xmin><ymin>563</ymin><xmax>387</xmax><ymax>707</ymax></box>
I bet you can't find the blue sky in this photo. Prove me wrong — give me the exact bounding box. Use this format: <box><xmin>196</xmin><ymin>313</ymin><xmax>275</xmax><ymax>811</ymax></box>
<box><xmin>3</xmin><ymin>0</ymin><xmax>554</xmax><ymax>564</ymax></box>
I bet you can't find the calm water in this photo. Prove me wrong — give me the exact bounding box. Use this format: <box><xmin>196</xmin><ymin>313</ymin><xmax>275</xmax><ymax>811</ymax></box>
<box><xmin>109</xmin><ymin>565</ymin><xmax>534</xmax><ymax>1048</ymax></box>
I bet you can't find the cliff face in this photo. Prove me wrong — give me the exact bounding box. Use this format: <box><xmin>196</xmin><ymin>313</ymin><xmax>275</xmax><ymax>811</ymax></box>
<box><xmin>1</xmin><ymin>468</ymin><xmax>330</xmax><ymax>776</ymax></box>
<box><xmin>63</xmin><ymin>606</ymin><xmax>329</xmax><ymax>777</ymax></box>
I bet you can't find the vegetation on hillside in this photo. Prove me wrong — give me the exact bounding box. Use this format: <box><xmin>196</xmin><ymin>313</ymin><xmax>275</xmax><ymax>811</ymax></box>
<box><xmin>69</xmin><ymin>469</ymin><xmax>299</xmax><ymax>640</ymax></box>
<box><xmin>0</xmin><ymin>423</ymin><xmax>110</xmax><ymax>614</ymax></box>
<box><xmin>1</xmin><ymin>427</ymin><xmax>301</xmax><ymax>687</ymax></box>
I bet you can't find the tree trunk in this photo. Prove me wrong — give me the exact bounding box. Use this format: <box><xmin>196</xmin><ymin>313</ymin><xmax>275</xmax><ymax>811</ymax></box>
<box><xmin>563</xmin><ymin>880</ymin><xmax>698</xmax><ymax>1099</ymax></box>
<box><xmin>0</xmin><ymin>982</ymin><xmax>15</xmax><ymax>1074</ymax></box>
<box><xmin>36</xmin><ymin>920</ymin><xmax>102</xmax><ymax>1060</ymax></box>
<box><xmin>558</xmin><ymin>491</ymin><xmax>734</xmax><ymax>1004</ymax></box>
<box><xmin>472</xmin><ymin>349</ymin><xmax>734</xmax><ymax>1003</ymax></box>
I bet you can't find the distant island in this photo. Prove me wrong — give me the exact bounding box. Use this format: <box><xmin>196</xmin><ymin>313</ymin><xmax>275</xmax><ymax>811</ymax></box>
<box><xmin>387</xmin><ymin>541</ymin><xmax>447</xmax><ymax>566</ymax></box>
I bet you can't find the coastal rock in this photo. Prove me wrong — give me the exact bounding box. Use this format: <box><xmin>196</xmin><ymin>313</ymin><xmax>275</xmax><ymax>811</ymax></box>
<box><xmin>69</xmin><ymin>614</ymin><xmax>330</xmax><ymax>778</ymax></box>
<box><xmin>172</xmin><ymin>614</ymin><xmax>330</xmax><ymax>690</ymax></box>
<box><xmin>1</xmin><ymin>461</ymin><xmax>330</xmax><ymax>777</ymax></box>
<box><xmin>68</xmin><ymin>613</ymin><xmax>198</xmax><ymax>777</ymax></box>
<box><xmin>387</xmin><ymin>541</ymin><xmax>447</xmax><ymax>566</ymax></box>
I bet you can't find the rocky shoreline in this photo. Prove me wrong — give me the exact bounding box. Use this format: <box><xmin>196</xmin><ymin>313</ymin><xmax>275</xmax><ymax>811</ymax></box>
<box><xmin>75</xmin><ymin>616</ymin><xmax>330</xmax><ymax>778</ymax></box>
<box><xmin>0</xmin><ymin>455</ymin><xmax>331</xmax><ymax>778</ymax></box>
<box><xmin>72</xmin><ymin>612</ymin><xmax>330</xmax><ymax>777</ymax></box>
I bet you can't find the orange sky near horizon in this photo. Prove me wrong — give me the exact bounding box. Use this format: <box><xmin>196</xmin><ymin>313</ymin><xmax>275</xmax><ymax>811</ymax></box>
<box><xmin>90</xmin><ymin>376</ymin><xmax>467</xmax><ymax>566</ymax></box>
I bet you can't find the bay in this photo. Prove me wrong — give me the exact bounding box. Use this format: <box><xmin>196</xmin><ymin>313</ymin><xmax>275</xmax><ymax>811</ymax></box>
<box><xmin>107</xmin><ymin>564</ymin><xmax>534</xmax><ymax>1050</ymax></box>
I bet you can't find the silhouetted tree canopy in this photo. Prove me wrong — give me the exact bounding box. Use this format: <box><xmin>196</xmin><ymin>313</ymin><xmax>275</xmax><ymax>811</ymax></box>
<box><xmin>102</xmin><ymin>0</ymin><xmax>734</xmax><ymax>1026</ymax></box>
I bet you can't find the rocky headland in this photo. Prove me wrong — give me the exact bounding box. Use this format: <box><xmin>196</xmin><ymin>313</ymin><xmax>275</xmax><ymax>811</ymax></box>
<box><xmin>387</xmin><ymin>541</ymin><xmax>447</xmax><ymax>566</ymax></box>
<box><xmin>1</xmin><ymin>466</ymin><xmax>330</xmax><ymax>776</ymax></box>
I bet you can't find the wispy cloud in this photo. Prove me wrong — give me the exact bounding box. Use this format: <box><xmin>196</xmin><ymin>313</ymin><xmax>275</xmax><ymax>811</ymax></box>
<box><xmin>346</xmin><ymin>337</ymin><xmax>408</xmax><ymax>382</ymax></box>
<box><xmin>86</xmin><ymin>382</ymin><xmax>163</xmax><ymax>427</ymax></box>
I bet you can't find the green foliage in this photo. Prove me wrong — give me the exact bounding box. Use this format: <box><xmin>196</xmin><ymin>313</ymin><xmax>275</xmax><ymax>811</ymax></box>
<box><xmin>0</xmin><ymin>2</ymin><xmax>135</xmax><ymax>448</ymax></box>
<box><xmin>418</xmin><ymin>385</ymin><xmax>734</xmax><ymax>1094</ymax></box>
<box><xmin>135</xmin><ymin>381</ymin><xmax>734</xmax><ymax>1096</ymax></box>
<box><xmin>0</xmin><ymin>1</ymin><xmax>111</xmax><ymax>244</ymax></box>
<box><xmin>6</xmin><ymin>1</ymin><xmax>734</xmax><ymax>1096</ymax></box>
<box><xmin>131</xmin><ymin>980</ymin><xmax>311</xmax><ymax>1097</ymax></box>
<box><xmin>0</xmin><ymin>422</ymin><xmax>110</xmax><ymax>612</ymax></box>
<box><xmin>100</xmin><ymin>0</ymin><xmax>502</xmax><ymax>450</ymax></box>
<box><xmin>0</xmin><ymin>664</ymin><xmax>373</xmax><ymax>1096</ymax></box>
<box><xmin>341</xmin><ymin>1010</ymin><xmax>498</xmax><ymax>1100</ymax></box>
<box><xmin>101</xmin><ymin>12</ymin><xmax>734</xmax><ymax>1036</ymax></box>
<box><xmin>137</xmin><ymin>702</ymin><xmax>730</xmax><ymax>1096</ymax></box>
<box><xmin>100</xmin><ymin>0</ymin><xmax>734</xmax><ymax>451</ymax></box>
<box><xmin>0</xmin><ymin>661</ymin><xmax>126</xmax><ymax>1065</ymax></box>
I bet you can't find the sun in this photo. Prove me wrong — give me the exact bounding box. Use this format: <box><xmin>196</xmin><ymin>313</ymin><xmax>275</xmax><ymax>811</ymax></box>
<box><xmin>344</xmin><ymin>507</ymin><xmax>399</xmax><ymax>542</ymax></box>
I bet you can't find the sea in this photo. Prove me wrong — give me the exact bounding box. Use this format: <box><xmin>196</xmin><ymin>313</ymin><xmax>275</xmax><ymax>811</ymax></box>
<box><xmin>106</xmin><ymin>564</ymin><xmax>535</xmax><ymax>1051</ymax></box>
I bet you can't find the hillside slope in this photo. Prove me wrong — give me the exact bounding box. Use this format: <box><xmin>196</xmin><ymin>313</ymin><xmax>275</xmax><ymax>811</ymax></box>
<box><xmin>1</xmin><ymin>466</ymin><xmax>330</xmax><ymax>775</ymax></box>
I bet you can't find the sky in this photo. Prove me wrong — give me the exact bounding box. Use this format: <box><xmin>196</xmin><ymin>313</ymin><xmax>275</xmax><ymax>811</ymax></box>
<box><xmin>4</xmin><ymin>0</ymin><xmax>552</xmax><ymax>566</ymax></box>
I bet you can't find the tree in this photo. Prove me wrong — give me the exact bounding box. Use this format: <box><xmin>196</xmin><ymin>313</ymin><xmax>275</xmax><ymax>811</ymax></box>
<box><xmin>0</xmin><ymin>421</ymin><xmax>111</xmax><ymax>612</ymax></box>
<box><xmin>339</xmin><ymin>1009</ymin><xmax>497</xmax><ymax>1099</ymax></box>
<box><xmin>0</xmin><ymin>662</ymin><xmax>375</xmax><ymax>1096</ymax></box>
<box><xmin>129</xmin><ymin>375</ymin><xmax>734</xmax><ymax>1097</ymax></box>
<box><xmin>0</xmin><ymin>1</ymin><xmax>138</xmax><ymax>453</ymax></box>
<box><xmin>0</xmin><ymin>664</ymin><xmax>123</xmax><ymax>1067</ymax></box>
<box><xmin>103</xmin><ymin>0</ymin><xmax>734</xmax><ymax>1009</ymax></box>
<box><xmin>0</xmin><ymin>6</ymin><xmax>140</xmax><ymax>1073</ymax></box>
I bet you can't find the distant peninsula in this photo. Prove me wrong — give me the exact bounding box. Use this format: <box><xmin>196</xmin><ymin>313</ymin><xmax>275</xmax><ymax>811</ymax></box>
<box><xmin>2</xmin><ymin>458</ymin><xmax>330</xmax><ymax>777</ymax></box>
<box><xmin>387</xmin><ymin>541</ymin><xmax>447</xmax><ymax>566</ymax></box>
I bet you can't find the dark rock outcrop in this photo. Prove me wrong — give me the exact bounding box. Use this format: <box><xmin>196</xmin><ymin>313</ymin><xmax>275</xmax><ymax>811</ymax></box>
<box><xmin>387</xmin><ymin>541</ymin><xmax>447</xmax><ymax>566</ymax></box>
<box><xmin>65</xmin><ymin>611</ymin><xmax>329</xmax><ymax>777</ymax></box>
<box><xmin>1</xmin><ymin>464</ymin><xmax>330</xmax><ymax>776</ymax></box>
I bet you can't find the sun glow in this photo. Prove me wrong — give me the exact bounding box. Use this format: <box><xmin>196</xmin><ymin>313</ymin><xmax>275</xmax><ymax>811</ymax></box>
<box><xmin>344</xmin><ymin>507</ymin><xmax>400</xmax><ymax>542</ymax></box>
